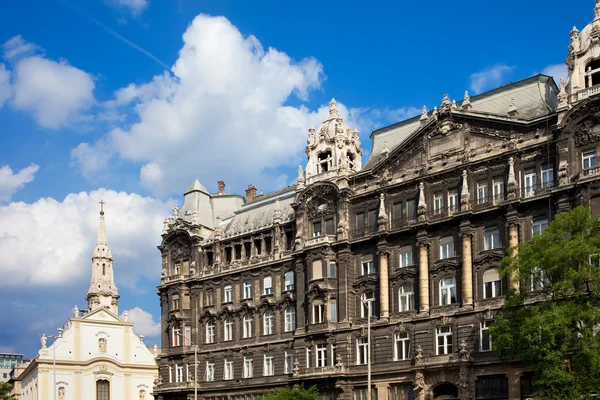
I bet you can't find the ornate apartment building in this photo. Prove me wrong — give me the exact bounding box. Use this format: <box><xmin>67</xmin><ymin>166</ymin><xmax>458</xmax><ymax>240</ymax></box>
<box><xmin>155</xmin><ymin>3</ymin><xmax>600</xmax><ymax>399</ymax></box>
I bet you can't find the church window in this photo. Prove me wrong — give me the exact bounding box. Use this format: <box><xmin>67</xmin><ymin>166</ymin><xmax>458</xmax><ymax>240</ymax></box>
<box><xmin>96</xmin><ymin>380</ymin><xmax>109</xmax><ymax>400</ymax></box>
<box><xmin>318</xmin><ymin>150</ymin><xmax>333</xmax><ymax>173</ymax></box>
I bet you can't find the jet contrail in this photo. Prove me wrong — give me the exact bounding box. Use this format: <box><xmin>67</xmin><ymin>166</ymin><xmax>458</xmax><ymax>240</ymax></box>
<box><xmin>60</xmin><ymin>0</ymin><xmax>172</xmax><ymax>72</ymax></box>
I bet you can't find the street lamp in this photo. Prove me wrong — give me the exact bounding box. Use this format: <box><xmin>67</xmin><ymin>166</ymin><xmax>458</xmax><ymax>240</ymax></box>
<box><xmin>47</xmin><ymin>328</ymin><xmax>64</xmax><ymax>400</ymax></box>
<box><xmin>350</xmin><ymin>290</ymin><xmax>372</xmax><ymax>400</ymax></box>
<box><xmin>176</xmin><ymin>332</ymin><xmax>198</xmax><ymax>400</ymax></box>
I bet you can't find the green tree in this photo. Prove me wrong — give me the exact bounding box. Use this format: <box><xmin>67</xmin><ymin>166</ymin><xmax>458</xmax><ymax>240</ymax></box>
<box><xmin>491</xmin><ymin>206</ymin><xmax>600</xmax><ymax>399</ymax></box>
<box><xmin>263</xmin><ymin>384</ymin><xmax>319</xmax><ymax>400</ymax></box>
<box><xmin>0</xmin><ymin>382</ymin><xmax>16</xmax><ymax>400</ymax></box>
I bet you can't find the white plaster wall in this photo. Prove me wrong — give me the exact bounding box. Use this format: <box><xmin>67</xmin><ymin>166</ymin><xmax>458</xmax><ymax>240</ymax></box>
<box><xmin>19</xmin><ymin>369</ymin><xmax>38</xmax><ymax>400</ymax></box>
<box><xmin>53</xmin><ymin>328</ymin><xmax>75</xmax><ymax>361</ymax></box>
<box><xmin>80</xmin><ymin>323</ymin><xmax>124</xmax><ymax>362</ymax></box>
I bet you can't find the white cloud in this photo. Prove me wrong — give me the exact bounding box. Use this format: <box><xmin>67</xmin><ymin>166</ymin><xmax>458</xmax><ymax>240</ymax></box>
<box><xmin>0</xmin><ymin>189</ymin><xmax>170</xmax><ymax>286</ymax></box>
<box><xmin>469</xmin><ymin>64</ymin><xmax>515</xmax><ymax>94</ymax></box>
<box><xmin>0</xmin><ymin>64</ymin><xmax>11</xmax><ymax>108</ymax></box>
<box><xmin>2</xmin><ymin>35</ymin><xmax>41</xmax><ymax>60</ymax></box>
<box><xmin>70</xmin><ymin>141</ymin><xmax>113</xmax><ymax>179</ymax></box>
<box><xmin>0</xmin><ymin>164</ymin><xmax>40</xmax><ymax>202</ymax></box>
<box><xmin>123</xmin><ymin>307</ymin><xmax>161</xmax><ymax>337</ymax></box>
<box><xmin>106</xmin><ymin>0</ymin><xmax>149</xmax><ymax>16</ymax></box>
<box><xmin>542</xmin><ymin>63</ymin><xmax>568</xmax><ymax>86</ymax></box>
<box><xmin>74</xmin><ymin>15</ymin><xmax>326</xmax><ymax>195</ymax></box>
<box><xmin>11</xmin><ymin>55</ymin><xmax>95</xmax><ymax>129</ymax></box>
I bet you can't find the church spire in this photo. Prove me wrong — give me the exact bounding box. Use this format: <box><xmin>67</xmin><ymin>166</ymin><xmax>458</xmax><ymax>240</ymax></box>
<box><xmin>86</xmin><ymin>200</ymin><xmax>119</xmax><ymax>315</ymax></box>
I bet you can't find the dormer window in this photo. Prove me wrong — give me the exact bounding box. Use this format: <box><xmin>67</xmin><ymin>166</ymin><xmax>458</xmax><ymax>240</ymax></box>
<box><xmin>318</xmin><ymin>150</ymin><xmax>333</xmax><ymax>173</ymax></box>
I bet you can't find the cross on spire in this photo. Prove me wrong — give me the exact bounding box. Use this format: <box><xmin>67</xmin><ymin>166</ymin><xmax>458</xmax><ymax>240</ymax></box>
<box><xmin>99</xmin><ymin>199</ymin><xmax>105</xmax><ymax>215</ymax></box>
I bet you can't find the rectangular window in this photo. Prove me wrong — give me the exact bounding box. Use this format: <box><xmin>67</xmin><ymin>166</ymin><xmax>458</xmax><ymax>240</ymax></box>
<box><xmin>316</xmin><ymin>344</ymin><xmax>327</xmax><ymax>367</ymax></box>
<box><xmin>448</xmin><ymin>189</ymin><xmax>459</xmax><ymax>213</ymax></box>
<box><xmin>284</xmin><ymin>271</ymin><xmax>295</xmax><ymax>291</ymax></box>
<box><xmin>312</xmin><ymin>260</ymin><xmax>323</xmax><ymax>280</ymax></box>
<box><xmin>480</xmin><ymin>321</ymin><xmax>493</xmax><ymax>352</ymax></box>
<box><xmin>176</xmin><ymin>364</ymin><xmax>184</xmax><ymax>383</ymax></box>
<box><xmin>206</xmin><ymin>362</ymin><xmax>215</xmax><ymax>382</ymax></box>
<box><xmin>243</xmin><ymin>281</ymin><xmax>252</xmax><ymax>299</ymax></box>
<box><xmin>172</xmin><ymin>326</ymin><xmax>181</xmax><ymax>347</ymax></box>
<box><xmin>172</xmin><ymin>295</ymin><xmax>180</xmax><ymax>311</ymax></box>
<box><xmin>541</xmin><ymin>164</ymin><xmax>554</xmax><ymax>188</ymax></box>
<box><xmin>306</xmin><ymin>347</ymin><xmax>312</xmax><ymax>368</ymax></box>
<box><xmin>325</xmin><ymin>218</ymin><xmax>335</xmax><ymax>235</ymax></box>
<box><xmin>483</xmin><ymin>269</ymin><xmax>503</xmax><ymax>299</ymax></box>
<box><xmin>492</xmin><ymin>177</ymin><xmax>504</xmax><ymax>202</ymax></box>
<box><xmin>169</xmin><ymin>365</ymin><xmax>173</xmax><ymax>383</ymax></box>
<box><xmin>583</xmin><ymin>150</ymin><xmax>597</xmax><ymax>174</ymax></box>
<box><xmin>330</xmin><ymin>300</ymin><xmax>337</xmax><ymax>323</ymax></box>
<box><xmin>361</xmin><ymin>254</ymin><xmax>375</xmax><ymax>275</ymax></box>
<box><xmin>205</xmin><ymin>322</ymin><xmax>215</xmax><ymax>344</ymax></box>
<box><xmin>312</xmin><ymin>303</ymin><xmax>325</xmax><ymax>323</ymax></box>
<box><xmin>224</xmin><ymin>359</ymin><xmax>234</xmax><ymax>380</ymax></box>
<box><xmin>223</xmin><ymin>285</ymin><xmax>232</xmax><ymax>303</ymax></box>
<box><xmin>393</xmin><ymin>202</ymin><xmax>402</xmax><ymax>224</ymax></box>
<box><xmin>354</xmin><ymin>388</ymin><xmax>378</xmax><ymax>400</ymax></box>
<box><xmin>224</xmin><ymin>319</ymin><xmax>233</xmax><ymax>341</ymax></box>
<box><xmin>394</xmin><ymin>331</ymin><xmax>410</xmax><ymax>361</ymax></box>
<box><xmin>439</xmin><ymin>236</ymin><xmax>454</xmax><ymax>259</ymax></box>
<box><xmin>436</xmin><ymin>326</ymin><xmax>453</xmax><ymax>355</ymax></box>
<box><xmin>184</xmin><ymin>325</ymin><xmax>191</xmax><ymax>346</ymax></box>
<box><xmin>399</xmin><ymin>245</ymin><xmax>413</xmax><ymax>268</ymax></box>
<box><xmin>329</xmin><ymin>262</ymin><xmax>336</xmax><ymax>278</ymax></box>
<box><xmin>389</xmin><ymin>385</ymin><xmax>413</xmax><ymax>400</ymax></box>
<box><xmin>524</xmin><ymin>168</ymin><xmax>537</xmax><ymax>197</ymax></box>
<box><xmin>484</xmin><ymin>227</ymin><xmax>501</xmax><ymax>250</ymax></box>
<box><xmin>406</xmin><ymin>199</ymin><xmax>417</xmax><ymax>222</ymax></box>
<box><xmin>356</xmin><ymin>212</ymin><xmax>365</xmax><ymax>232</ymax></box>
<box><xmin>205</xmin><ymin>290</ymin><xmax>214</xmax><ymax>306</ymax></box>
<box><xmin>477</xmin><ymin>181</ymin><xmax>488</xmax><ymax>204</ymax></box>
<box><xmin>532</xmin><ymin>217</ymin><xmax>548</xmax><ymax>236</ymax></box>
<box><xmin>476</xmin><ymin>375</ymin><xmax>509</xmax><ymax>399</ymax></box>
<box><xmin>531</xmin><ymin>265</ymin><xmax>550</xmax><ymax>291</ymax></box>
<box><xmin>313</xmin><ymin>221</ymin><xmax>322</xmax><ymax>237</ymax></box>
<box><xmin>434</xmin><ymin>192</ymin><xmax>444</xmax><ymax>214</ymax></box>
<box><xmin>368</xmin><ymin>209</ymin><xmax>378</xmax><ymax>232</ymax></box>
<box><xmin>243</xmin><ymin>357</ymin><xmax>253</xmax><ymax>378</ymax></box>
<box><xmin>357</xmin><ymin>337</ymin><xmax>368</xmax><ymax>365</ymax></box>
<box><xmin>174</xmin><ymin>263</ymin><xmax>181</xmax><ymax>275</ymax></box>
<box><xmin>361</xmin><ymin>291</ymin><xmax>375</xmax><ymax>318</ymax></box>
<box><xmin>263</xmin><ymin>355</ymin><xmax>274</xmax><ymax>376</ymax></box>
<box><xmin>284</xmin><ymin>352</ymin><xmax>294</xmax><ymax>374</ymax></box>
<box><xmin>263</xmin><ymin>276</ymin><xmax>273</xmax><ymax>295</ymax></box>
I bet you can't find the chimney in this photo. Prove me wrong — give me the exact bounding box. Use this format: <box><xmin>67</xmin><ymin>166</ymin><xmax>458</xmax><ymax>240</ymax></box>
<box><xmin>245</xmin><ymin>184</ymin><xmax>257</xmax><ymax>202</ymax></box>
<box><xmin>217</xmin><ymin>181</ymin><xmax>225</xmax><ymax>195</ymax></box>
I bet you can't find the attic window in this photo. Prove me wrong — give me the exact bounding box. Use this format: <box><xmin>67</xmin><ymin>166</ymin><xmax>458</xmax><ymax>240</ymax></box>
<box><xmin>586</xmin><ymin>59</ymin><xmax>600</xmax><ymax>87</ymax></box>
<box><xmin>235</xmin><ymin>245</ymin><xmax>242</xmax><ymax>260</ymax></box>
<box><xmin>318</xmin><ymin>151</ymin><xmax>333</xmax><ymax>173</ymax></box>
<box><xmin>254</xmin><ymin>239</ymin><xmax>262</xmax><ymax>255</ymax></box>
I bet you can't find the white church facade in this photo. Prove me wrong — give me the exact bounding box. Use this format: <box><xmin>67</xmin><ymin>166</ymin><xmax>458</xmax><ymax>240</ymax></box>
<box><xmin>15</xmin><ymin>203</ymin><xmax>159</xmax><ymax>400</ymax></box>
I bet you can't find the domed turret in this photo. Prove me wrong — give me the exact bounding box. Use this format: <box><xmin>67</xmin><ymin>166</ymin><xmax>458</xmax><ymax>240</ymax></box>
<box><xmin>304</xmin><ymin>98</ymin><xmax>362</xmax><ymax>184</ymax></box>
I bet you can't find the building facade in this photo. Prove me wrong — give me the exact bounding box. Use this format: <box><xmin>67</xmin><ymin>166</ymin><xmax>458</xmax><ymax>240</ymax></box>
<box><xmin>155</xmin><ymin>3</ymin><xmax>600</xmax><ymax>400</ymax></box>
<box><xmin>1</xmin><ymin>353</ymin><xmax>27</xmax><ymax>382</ymax></box>
<box><xmin>13</xmin><ymin>205</ymin><xmax>159</xmax><ymax>400</ymax></box>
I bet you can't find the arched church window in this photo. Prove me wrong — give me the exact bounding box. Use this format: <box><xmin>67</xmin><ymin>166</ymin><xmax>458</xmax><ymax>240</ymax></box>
<box><xmin>102</xmin><ymin>263</ymin><xmax>106</xmax><ymax>276</ymax></box>
<box><xmin>96</xmin><ymin>380</ymin><xmax>110</xmax><ymax>400</ymax></box>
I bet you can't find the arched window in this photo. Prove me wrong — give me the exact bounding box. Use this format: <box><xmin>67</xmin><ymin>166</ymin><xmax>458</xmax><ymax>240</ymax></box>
<box><xmin>263</xmin><ymin>310</ymin><xmax>274</xmax><ymax>335</ymax></box>
<box><xmin>284</xmin><ymin>307</ymin><xmax>296</xmax><ymax>332</ymax></box>
<box><xmin>102</xmin><ymin>263</ymin><xmax>106</xmax><ymax>276</ymax></box>
<box><xmin>205</xmin><ymin>320</ymin><xmax>215</xmax><ymax>344</ymax></box>
<box><xmin>96</xmin><ymin>380</ymin><xmax>109</xmax><ymax>400</ymax></box>
<box><xmin>483</xmin><ymin>269</ymin><xmax>504</xmax><ymax>298</ymax></box>
<box><xmin>243</xmin><ymin>314</ymin><xmax>253</xmax><ymax>338</ymax></box>
<box><xmin>318</xmin><ymin>150</ymin><xmax>333</xmax><ymax>173</ymax></box>
<box><xmin>223</xmin><ymin>318</ymin><xmax>233</xmax><ymax>341</ymax></box>
<box><xmin>399</xmin><ymin>283</ymin><xmax>414</xmax><ymax>312</ymax></box>
<box><xmin>360</xmin><ymin>291</ymin><xmax>375</xmax><ymax>318</ymax></box>
<box><xmin>439</xmin><ymin>276</ymin><xmax>457</xmax><ymax>305</ymax></box>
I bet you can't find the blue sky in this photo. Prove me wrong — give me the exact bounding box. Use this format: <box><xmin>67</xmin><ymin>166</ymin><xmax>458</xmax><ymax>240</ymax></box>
<box><xmin>0</xmin><ymin>0</ymin><xmax>592</xmax><ymax>357</ymax></box>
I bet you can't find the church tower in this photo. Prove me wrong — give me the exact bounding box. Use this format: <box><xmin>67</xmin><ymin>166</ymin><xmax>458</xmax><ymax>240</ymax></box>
<box><xmin>561</xmin><ymin>0</ymin><xmax>600</xmax><ymax>112</ymax></box>
<box><xmin>303</xmin><ymin>98</ymin><xmax>363</xmax><ymax>184</ymax></box>
<box><xmin>86</xmin><ymin>201</ymin><xmax>119</xmax><ymax>314</ymax></box>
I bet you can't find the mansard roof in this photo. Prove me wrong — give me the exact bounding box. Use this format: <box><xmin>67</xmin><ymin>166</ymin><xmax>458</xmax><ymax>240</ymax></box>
<box><xmin>364</xmin><ymin>74</ymin><xmax>559</xmax><ymax>169</ymax></box>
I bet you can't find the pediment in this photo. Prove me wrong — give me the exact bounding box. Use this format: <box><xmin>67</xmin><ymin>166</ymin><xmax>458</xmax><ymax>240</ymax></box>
<box><xmin>80</xmin><ymin>307</ymin><xmax>123</xmax><ymax>324</ymax></box>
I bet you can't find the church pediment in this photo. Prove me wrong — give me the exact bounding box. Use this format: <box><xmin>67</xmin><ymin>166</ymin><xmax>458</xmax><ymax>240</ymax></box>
<box><xmin>79</xmin><ymin>307</ymin><xmax>124</xmax><ymax>324</ymax></box>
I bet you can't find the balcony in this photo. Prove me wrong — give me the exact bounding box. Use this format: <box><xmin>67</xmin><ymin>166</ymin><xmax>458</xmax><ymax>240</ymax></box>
<box><xmin>574</xmin><ymin>166</ymin><xmax>600</xmax><ymax>181</ymax></box>
<box><xmin>304</xmin><ymin>234</ymin><xmax>336</xmax><ymax>248</ymax></box>
<box><xmin>573</xmin><ymin>84</ymin><xmax>600</xmax><ymax>102</ymax></box>
<box><xmin>299</xmin><ymin>365</ymin><xmax>345</xmax><ymax>377</ymax></box>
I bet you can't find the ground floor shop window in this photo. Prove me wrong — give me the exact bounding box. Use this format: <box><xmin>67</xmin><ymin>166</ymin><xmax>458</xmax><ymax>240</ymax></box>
<box><xmin>476</xmin><ymin>375</ymin><xmax>509</xmax><ymax>399</ymax></box>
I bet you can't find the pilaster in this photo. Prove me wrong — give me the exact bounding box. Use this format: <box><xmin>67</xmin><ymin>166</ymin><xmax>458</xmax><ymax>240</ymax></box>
<box><xmin>377</xmin><ymin>241</ymin><xmax>390</xmax><ymax>320</ymax></box>
<box><xmin>417</xmin><ymin>230</ymin><xmax>430</xmax><ymax>314</ymax></box>
<box><xmin>507</xmin><ymin>208</ymin><xmax>520</xmax><ymax>291</ymax></box>
<box><xmin>459</xmin><ymin>220</ymin><xmax>474</xmax><ymax>307</ymax></box>
<box><xmin>295</xmin><ymin>258</ymin><xmax>306</xmax><ymax>334</ymax></box>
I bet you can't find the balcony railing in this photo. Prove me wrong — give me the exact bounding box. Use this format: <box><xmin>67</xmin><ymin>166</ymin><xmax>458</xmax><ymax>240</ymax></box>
<box><xmin>573</xmin><ymin>84</ymin><xmax>600</xmax><ymax>102</ymax></box>
<box><xmin>305</xmin><ymin>234</ymin><xmax>336</xmax><ymax>247</ymax></box>
<box><xmin>575</xmin><ymin>166</ymin><xmax>600</xmax><ymax>181</ymax></box>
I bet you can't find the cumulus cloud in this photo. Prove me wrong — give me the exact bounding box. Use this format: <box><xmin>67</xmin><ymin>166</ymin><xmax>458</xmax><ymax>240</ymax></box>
<box><xmin>469</xmin><ymin>64</ymin><xmax>515</xmax><ymax>94</ymax></box>
<box><xmin>2</xmin><ymin>35</ymin><xmax>41</xmax><ymax>60</ymax></box>
<box><xmin>70</xmin><ymin>141</ymin><xmax>114</xmax><ymax>179</ymax></box>
<box><xmin>124</xmin><ymin>307</ymin><xmax>161</xmax><ymax>337</ymax></box>
<box><xmin>73</xmin><ymin>15</ymin><xmax>325</xmax><ymax>195</ymax></box>
<box><xmin>106</xmin><ymin>0</ymin><xmax>149</xmax><ymax>16</ymax></box>
<box><xmin>0</xmin><ymin>163</ymin><xmax>39</xmax><ymax>202</ymax></box>
<box><xmin>0</xmin><ymin>189</ymin><xmax>170</xmax><ymax>286</ymax></box>
<box><xmin>542</xmin><ymin>63</ymin><xmax>568</xmax><ymax>86</ymax></box>
<box><xmin>0</xmin><ymin>64</ymin><xmax>11</xmax><ymax>108</ymax></box>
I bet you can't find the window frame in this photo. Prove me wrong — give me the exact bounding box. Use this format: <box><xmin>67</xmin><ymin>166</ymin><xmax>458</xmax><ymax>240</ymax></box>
<box><xmin>399</xmin><ymin>282</ymin><xmax>415</xmax><ymax>312</ymax></box>
<box><xmin>224</xmin><ymin>359</ymin><xmax>234</xmax><ymax>380</ymax></box>
<box><xmin>263</xmin><ymin>276</ymin><xmax>273</xmax><ymax>295</ymax></box>
<box><xmin>436</xmin><ymin>325</ymin><xmax>453</xmax><ymax>355</ymax></box>
<box><xmin>223</xmin><ymin>284</ymin><xmax>233</xmax><ymax>303</ymax></box>
<box><xmin>484</xmin><ymin>227</ymin><xmax>501</xmax><ymax>250</ymax></box>
<box><xmin>205</xmin><ymin>320</ymin><xmax>215</xmax><ymax>344</ymax></box>
<box><xmin>243</xmin><ymin>357</ymin><xmax>253</xmax><ymax>378</ymax></box>
<box><xmin>205</xmin><ymin>361</ymin><xmax>215</xmax><ymax>382</ymax></box>
<box><xmin>263</xmin><ymin>355</ymin><xmax>274</xmax><ymax>376</ymax></box>
<box><xmin>316</xmin><ymin>343</ymin><xmax>327</xmax><ymax>367</ymax></box>
<box><xmin>223</xmin><ymin>317</ymin><xmax>233</xmax><ymax>341</ymax></box>
<box><xmin>477</xmin><ymin>181</ymin><xmax>488</xmax><ymax>204</ymax></box>
<box><xmin>360</xmin><ymin>291</ymin><xmax>375</xmax><ymax>318</ymax></box>
<box><xmin>243</xmin><ymin>314</ymin><xmax>253</xmax><ymax>338</ymax></box>
<box><xmin>243</xmin><ymin>281</ymin><xmax>252</xmax><ymax>299</ymax></box>
<box><xmin>263</xmin><ymin>310</ymin><xmax>274</xmax><ymax>335</ymax></box>
<box><xmin>439</xmin><ymin>276</ymin><xmax>457</xmax><ymax>306</ymax></box>
<box><xmin>284</xmin><ymin>271</ymin><xmax>295</xmax><ymax>291</ymax></box>
<box><xmin>361</xmin><ymin>254</ymin><xmax>375</xmax><ymax>275</ymax></box>
<box><xmin>439</xmin><ymin>236</ymin><xmax>455</xmax><ymax>259</ymax></box>
<box><xmin>480</xmin><ymin>320</ymin><xmax>493</xmax><ymax>352</ymax></box>
<box><xmin>393</xmin><ymin>331</ymin><xmax>410</xmax><ymax>361</ymax></box>
<box><xmin>399</xmin><ymin>245</ymin><xmax>413</xmax><ymax>268</ymax></box>
<box><xmin>284</xmin><ymin>306</ymin><xmax>296</xmax><ymax>332</ymax></box>
<box><xmin>357</xmin><ymin>337</ymin><xmax>368</xmax><ymax>365</ymax></box>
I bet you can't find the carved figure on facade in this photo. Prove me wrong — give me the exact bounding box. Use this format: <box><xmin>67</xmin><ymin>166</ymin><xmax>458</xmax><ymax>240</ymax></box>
<box><xmin>73</xmin><ymin>305</ymin><xmax>79</xmax><ymax>318</ymax></box>
<box><xmin>173</xmin><ymin>204</ymin><xmax>179</xmax><ymax>219</ymax></box>
<box><xmin>458</xmin><ymin>339</ymin><xmax>470</xmax><ymax>361</ymax></box>
<box><xmin>99</xmin><ymin>338</ymin><xmax>107</xmax><ymax>354</ymax></box>
<box><xmin>293</xmin><ymin>357</ymin><xmax>300</xmax><ymax>377</ymax></box>
<box><xmin>461</xmin><ymin>171</ymin><xmax>470</xmax><ymax>209</ymax></box>
<box><xmin>507</xmin><ymin>157</ymin><xmax>518</xmax><ymax>198</ymax></box>
<box><xmin>41</xmin><ymin>334</ymin><xmax>47</xmax><ymax>349</ymax></box>
<box><xmin>123</xmin><ymin>310</ymin><xmax>129</xmax><ymax>321</ymax></box>
<box><xmin>413</xmin><ymin>371</ymin><xmax>426</xmax><ymax>400</ymax></box>
<box><xmin>58</xmin><ymin>387</ymin><xmax>65</xmax><ymax>400</ymax></box>
<box><xmin>417</xmin><ymin>182</ymin><xmax>427</xmax><ymax>221</ymax></box>
<box><xmin>415</xmin><ymin>345</ymin><xmax>423</xmax><ymax>366</ymax></box>
<box><xmin>377</xmin><ymin>193</ymin><xmax>388</xmax><ymax>230</ymax></box>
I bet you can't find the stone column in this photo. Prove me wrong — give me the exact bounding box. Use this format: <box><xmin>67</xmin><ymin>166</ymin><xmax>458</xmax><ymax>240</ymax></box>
<box><xmin>461</xmin><ymin>233</ymin><xmax>473</xmax><ymax>306</ymax></box>
<box><xmin>508</xmin><ymin>223</ymin><xmax>520</xmax><ymax>291</ymax></box>
<box><xmin>378</xmin><ymin>247</ymin><xmax>390</xmax><ymax>320</ymax></box>
<box><xmin>295</xmin><ymin>259</ymin><xmax>306</xmax><ymax>334</ymax></box>
<box><xmin>417</xmin><ymin>237</ymin><xmax>430</xmax><ymax>313</ymax></box>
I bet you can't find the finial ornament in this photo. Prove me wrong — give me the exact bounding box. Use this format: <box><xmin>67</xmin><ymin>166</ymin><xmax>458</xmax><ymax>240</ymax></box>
<box><xmin>420</xmin><ymin>106</ymin><xmax>428</xmax><ymax>124</ymax></box>
<box><xmin>441</xmin><ymin>94</ymin><xmax>451</xmax><ymax>107</ymax></box>
<box><xmin>462</xmin><ymin>91</ymin><xmax>472</xmax><ymax>110</ymax></box>
<box><xmin>329</xmin><ymin>98</ymin><xmax>339</xmax><ymax>118</ymax></box>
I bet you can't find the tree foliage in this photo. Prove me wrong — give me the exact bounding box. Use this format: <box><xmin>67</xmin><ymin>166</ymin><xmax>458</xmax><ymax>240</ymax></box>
<box><xmin>0</xmin><ymin>382</ymin><xmax>16</xmax><ymax>400</ymax></box>
<box><xmin>491</xmin><ymin>206</ymin><xmax>600</xmax><ymax>399</ymax></box>
<box><xmin>264</xmin><ymin>384</ymin><xmax>319</xmax><ymax>400</ymax></box>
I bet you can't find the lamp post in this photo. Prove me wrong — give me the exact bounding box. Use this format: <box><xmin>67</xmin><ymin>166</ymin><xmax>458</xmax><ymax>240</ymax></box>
<box><xmin>351</xmin><ymin>291</ymin><xmax>372</xmax><ymax>400</ymax></box>
<box><xmin>47</xmin><ymin>328</ymin><xmax>64</xmax><ymax>400</ymax></box>
<box><xmin>176</xmin><ymin>332</ymin><xmax>198</xmax><ymax>400</ymax></box>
